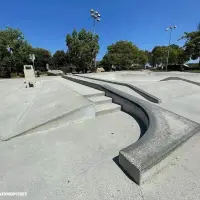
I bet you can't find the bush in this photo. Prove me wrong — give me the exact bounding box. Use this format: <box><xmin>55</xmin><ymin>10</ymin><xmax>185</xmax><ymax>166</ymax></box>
<box><xmin>0</xmin><ymin>67</ymin><xmax>11</xmax><ymax>78</ymax></box>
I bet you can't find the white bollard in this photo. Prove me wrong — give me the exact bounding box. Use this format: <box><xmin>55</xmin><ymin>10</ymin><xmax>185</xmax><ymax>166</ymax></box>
<box><xmin>24</xmin><ymin>65</ymin><xmax>36</xmax><ymax>88</ymax></box>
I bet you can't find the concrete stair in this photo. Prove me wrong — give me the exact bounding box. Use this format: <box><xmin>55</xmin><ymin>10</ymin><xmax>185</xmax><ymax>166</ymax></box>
<box><xmin>95</xmin><ymin>102</ymin><xmax>121</xmax><ymax>116</ymax></box>
<box><xmin>88</xmin><ymin>95</ymin><xmax>112</xmax><ymax>105</ymax></box>
<box><xmin>60</xmin><ymin>78</ymin><xmax>121</xmax><ymax>116</ymax></box>
<box><xmin>84</xmin><ymin>91</ymin><xmax>105</xmax><ymax>98</ymax></box>
<box><xmin>87</xmin><ymin>93</ymin><xmax>121</xmax><ymax>116</ymax></box>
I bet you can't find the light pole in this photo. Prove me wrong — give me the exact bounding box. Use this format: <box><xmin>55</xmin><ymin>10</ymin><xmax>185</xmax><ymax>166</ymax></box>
<box><xmin>165</xmin><ymin>26</ymin><xmax>177</xmax><ymax>71</ymax></box>
<box><xmin>90</xmin><ymin>9</ymin><xmax>101</xmax><ymax>71</ymax></box>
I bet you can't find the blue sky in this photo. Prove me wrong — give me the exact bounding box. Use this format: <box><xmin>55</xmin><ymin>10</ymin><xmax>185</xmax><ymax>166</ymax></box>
<box><xmin>0</xmin><ymin>0</ymin><xmax>199</xmax><ymax>60</ymax></box>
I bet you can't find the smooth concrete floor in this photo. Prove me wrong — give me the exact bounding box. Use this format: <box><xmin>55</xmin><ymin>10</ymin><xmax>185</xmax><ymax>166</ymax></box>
<box><xmin>82</xmin><ymin>71</ymin><xmax>200</xmax><ymax>83</ymax></box>
<box><xmin>1</xmin><ymin>75</ymin><xmax>200</xmax><ymax>199</ymax></box>
<box><xmin>0</xmin><ymin>111</ymin><xmax>141</xmax><ymax>200</ymax></box>
<box><xmin>1</xmin><ymin>107</ymin><xmax>200</xmax><ymax>200</ymax></box>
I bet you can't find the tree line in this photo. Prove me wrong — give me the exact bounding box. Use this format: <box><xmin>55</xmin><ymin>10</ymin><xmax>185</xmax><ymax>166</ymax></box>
<box><xmin>101</xmin><ymin>25</ymin><xmax>200</xmax><ymax>70</ymax></box>
<box><xmin>0</xmin><ymin>25</ymin><xmax>199</xmax><ymax>76</ymax></box>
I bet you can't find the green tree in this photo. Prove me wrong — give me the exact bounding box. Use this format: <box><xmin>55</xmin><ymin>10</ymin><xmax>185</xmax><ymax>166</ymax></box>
<box><xmin>151</xmin><ymin>45</ymin><xmax>187</xmax><ymax>68</ymax></box>
<box><xmin>137</xmin><ymin>50</ymin><xmax>148</xmax><ymax>65</ymax></box>
<box><xmin>52</xmin><ymin>50</ymin><xmax>68</xmax><ymax>69</ymax></box>
<box><xmin>66</xmin><ymin>29</ymin><xmax>99</xmax><ymax>73</ymax></box>
<box><xmin>151</xmin><ymin>46</ymin><xmax>168</xmax><ymax>68</ymax></box>
<box><xmin>33</xmin><ymin>48</ymin><xmax>52</xmax><ymax>71</ymax></box>
<box><xmin>0</xmin><ymin>27</ymin><xmax>32</xmax><ymax>73</ymax></box>
<box><xmin>101</xmin><ymin>40</ymin><xmax>144</xmax><ymax>71</ymax></box>
<box><xmin>168</xmin><ymin>44</ymin><xmax>188</xmax><ymax>64</ymax></box>
<box><xmin>100</xmin><ymin>54</ymin><xmax>113</xmax><ymax>71</ymax></box>
<box><xmin>145</xmin><ymin>50</ymin><xmax>153</xmax><ymax>66</ymax></box>
<box><xmin>180</xmin><ymin>31</ymin><xmax>200</xmax><ymax>66</ymax></box>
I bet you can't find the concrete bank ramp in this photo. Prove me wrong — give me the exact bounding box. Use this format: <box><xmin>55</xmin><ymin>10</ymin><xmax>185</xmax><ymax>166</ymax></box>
<box><xmin>134</xmin><ymin>80</ymin><xmax>200</xmax><ymax>101</ymax></box>
<box><xmin>0</xmin><ymin>80</ymin><xmax>95</xmax><ymax>141</ymax></box>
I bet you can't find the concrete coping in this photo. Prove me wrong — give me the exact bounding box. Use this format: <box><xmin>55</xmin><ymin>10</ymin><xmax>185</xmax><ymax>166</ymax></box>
<box><xmin>74</xmin><ymin>74</ymin><xmax>162</xmax><ymax>104</ymax></box>
<box><xmin>161</xmin><ymin>76</ymin><xmax>200</xmax><ymax>86</ymax></box>
<box><xmin>63</xmin><ymin>75</ymin><xmax>200</xmax><ymax>185</ymax></box>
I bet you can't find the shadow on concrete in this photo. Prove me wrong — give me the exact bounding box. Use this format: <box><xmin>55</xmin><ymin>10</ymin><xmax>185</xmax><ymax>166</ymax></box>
<box><xmin>112</xmin><ymin>156</ymin><xmax>135</xmax><ymax>183</ymax></box>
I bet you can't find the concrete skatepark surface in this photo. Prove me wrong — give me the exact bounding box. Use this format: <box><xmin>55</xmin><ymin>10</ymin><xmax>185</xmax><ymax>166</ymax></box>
<box><xmin>0</xmin><ymin>78</ymin><xmax>96</xmax><ymax>141</ymax></box>
<box><xmin>78</xmin><ymin>71</ymin><xmax>200</xmax><ymax>123</ymax></box>
<box><xmin>81</xmin><ymin>71</ymin><xmax>200</xmax><ymax>82</ymax></box>
<box><xmin>0</xmin><ymin>111</ymin><xmax>141</xmax><ymax>200</ymax></box>
<box><xmin>63</xmin><ymin>74</ymin><xmax>200</xmax><ymax>184</ymax></box>
<box><xmin>1</xmin><ymin>72</ymin><xmax>200</xmax><ymax>199</ymax></box>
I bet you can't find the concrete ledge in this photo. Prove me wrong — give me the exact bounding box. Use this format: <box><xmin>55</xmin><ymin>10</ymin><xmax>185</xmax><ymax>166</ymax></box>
<box><xmin>75</xmin><ymin>74</ymin><xmax>162</xmax><ymax>104</ymax></box>
<box><xmin>63</xmin><ymin>75</ymin><xmax>200</xmax><ymax>184</ymax></box>
<box><xmin>161</xmin><ymin>77</ymin><xmax>200</xmax><ymax>86</ymax></box>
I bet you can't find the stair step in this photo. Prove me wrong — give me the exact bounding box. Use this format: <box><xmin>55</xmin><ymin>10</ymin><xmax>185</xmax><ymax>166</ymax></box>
<box><xmin>95</xmin><ymin>103</ymin><xmax>121</xmax><ymax>116</ymax></box>
<box><xmin>88</xmin><ymin>95</ymin><xmax>112</xmax><ymax>105</ymax></box>
<box><xmin>84</xmin><ymin>91</ymin><xmax>105</xmax><ymax>98</ymax></box>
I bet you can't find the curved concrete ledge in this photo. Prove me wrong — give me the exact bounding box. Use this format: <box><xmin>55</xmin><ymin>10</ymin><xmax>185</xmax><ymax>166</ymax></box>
<box><xmin>74</xmin><ymin>74</ymin><xmax>162</xmax><ymax>104</ymax></box>
<box><xmin>63</xmin><ymin>75</ymin><xmax>200</xmax><ymax>185</ymax></box>
<box><xmin>161</xmin><ymin>77</ymin><xmax>200</xmax><ymax>86</ymax></box>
